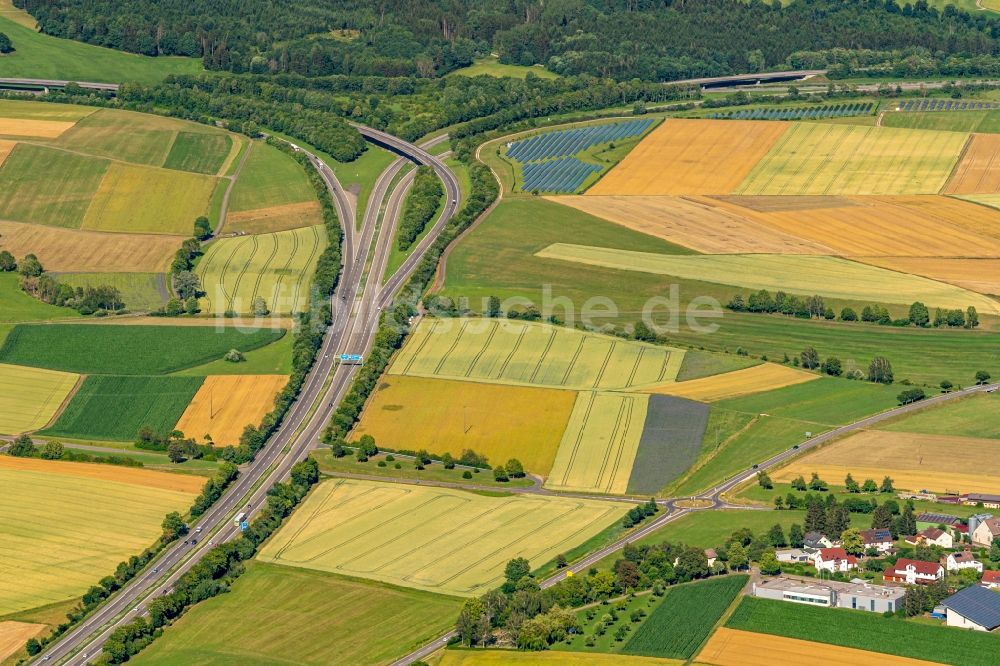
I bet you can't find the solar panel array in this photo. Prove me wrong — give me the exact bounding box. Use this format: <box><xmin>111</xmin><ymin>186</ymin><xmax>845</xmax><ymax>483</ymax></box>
<box><xmin>507</xmin><ymin>119</ymin><xmax>654</xmax><ymax>193</ymax></box>
<box><xmin>706</xmin><ymin>102</ymin><xmax>875</xmax><ymax>121</ymax></box>
<box><xmin>896</xmin><ymin>99</ymin><xmax>1000</xmax><ymax>112</ymax></box>
<box><xmin>941</xmin><ymin>585</ymin><xmax>1000</xmax><ymax>630</ymax></box>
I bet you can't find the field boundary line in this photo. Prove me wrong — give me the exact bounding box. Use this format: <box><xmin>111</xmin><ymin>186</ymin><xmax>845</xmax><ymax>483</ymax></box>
<box><xmin>34</xmin><ymin>373</ymin><xmax>85</xmax><ymax>432</ymax></box>
<box><xmin>941</xmin><ymin>133</ymin><xmax>975</xmax><ymax>194</ymax></box>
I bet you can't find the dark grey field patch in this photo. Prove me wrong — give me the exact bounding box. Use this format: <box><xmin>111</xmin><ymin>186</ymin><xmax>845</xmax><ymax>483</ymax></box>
<box><xmin>626</xmin><ymin>394</ymin><xmax>709</xmax><ymax>495</ymax></box>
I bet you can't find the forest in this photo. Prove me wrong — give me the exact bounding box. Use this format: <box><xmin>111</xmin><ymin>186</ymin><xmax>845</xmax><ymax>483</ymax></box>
<box><xmin>14</xmin><ymin>0</ymin><xmax>1000</xmax><ymax>80</ymax></box>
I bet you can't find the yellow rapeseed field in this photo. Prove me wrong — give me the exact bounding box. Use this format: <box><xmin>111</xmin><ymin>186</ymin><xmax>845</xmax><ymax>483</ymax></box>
<box><xmin>550</xmin><ymin>195</ymin><xmax>833</xmax><ymax>254</ymax></box>
<box><xmin>0</xmin><ymin>219</ymin><xmax>185</xmax><ymax>272</ymax></box>
<box><xmin>544</xmin><ymin>391</ymin><xmax>648</xmax><ymax>494</ymax></box>
<box><xmin>734</xmin><ymin>123</ymin><xmax>968</xmax><ymax>195</ymax></box>
<box><xmin>258</xmin><ymin>478</ymin><xmax>625</xmax><ymax>597</ymax></box>
<box><xmin>943</xmin><ymin>133</ymin><xmax>1000</xmax><ymax>194</ymax></box>
<box><xmin>645</xmin><ymin>363</ymin><xmax>818</xmax><ymax>402</ymax></box>
<box><xmin>0</xmin><ymin>363</ymin><xmax>79</xmax><ymax>435</ymax></box>
<box><xmin>772</xmin><ymin>430</ymin><xmax>1000</xmax><ymax>494</ymax></box>
<box><xmin>587</xmin><ymin>119</ymin><xmax>789</xmax><ymax>195</ymax></box>
<box><xmin>175</xmin><ymin>374</ymin><xmax>288</xmax><ymax>447</ymax></box>
<box><xmin>350</xmin><ymin>375</ymin><xmax>575</xmax><ymax>475</ymax></box>
<box><xmin>0</xmin><ymin>118</ymin><xmax>76</xmax><ymax>138</ymax></box>
<box><xmin>698</xmin><ymin>628</ymin><xmax>942</xmax><ymax>666</ymax></box>
<box><xmin>0</xmin><ymin>456</ymin><xmax>201</xmax><ymax>614</ymax></box>
<box><xmin>535</xmin><ymin>244</ymin><xmax>1000</xmax><ymax>313</ymax></box>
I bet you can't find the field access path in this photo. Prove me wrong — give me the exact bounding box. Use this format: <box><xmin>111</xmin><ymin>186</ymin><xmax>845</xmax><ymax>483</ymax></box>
<box><xmin>34</xmin><ymin>126</ymin><xmax>460</xmax><ymax>666</ymax></box>
<box><xmin>392</xmin><ymin>381</ymin><xmax>1000</xmax><ymax>664</ymax></box>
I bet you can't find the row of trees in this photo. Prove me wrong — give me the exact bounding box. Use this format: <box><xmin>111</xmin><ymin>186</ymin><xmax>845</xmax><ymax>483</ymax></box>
<box><xmin>3</xmin><ymin>250</ymin><xmax>127</xmax><ymax>314</ymax></box>
<box><xmin>6</xmin><ymin>434</ymin><xmax>142</xmax><ymax>467</ymax></box>
<box><xmin>397</xmin><ymin>166</ymin><xmax>444</xmax><ymax>251</ymax></box>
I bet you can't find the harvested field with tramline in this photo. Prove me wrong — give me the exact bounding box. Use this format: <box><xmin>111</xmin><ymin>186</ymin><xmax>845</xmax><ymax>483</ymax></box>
<box><xmin>698</xmin><ymin>628</ymin><xmax>940</xmax><ymax>666</ymax></box>
<box><xmin>225</xmin><ymin>200</ymin><xmax>325</xmax><ymax>234</ymax></box>
<box><xmin>733</xmin><ymin>123</ymin><xmax>967</xmax><ymax>195</ymax></box>
<box><xmin>0</xmin><ymin>362</ymin><xmax>79</xmax><ymax>435</ymax></box>
<box><xmin>0</xmin><ymin>117</ymin><xmax>76</xmax><ymax>138</ymax></box>
<box><xmin>0</xmin><ymin>139</ymin><xmax>15</xmax><ymax>166</ymax></box>
<box><xmin>0</xmin><ymin>622</ymin><xmax>46</xmax><ymax>662</ymax></box>
<box><xmin>551</xmin><ymin>195</ymin><xmax>832</xmax><ymax>254</ymax></box>
<box><xmin>257</xmin><ymin>478</ymin><xmax>625</xmax><ymax>597</ymax></box>
<box><xmin>943</xmin><ymin>133</ymin><xmax>1000</xmax><ymax>194</ymax></box>
<box><xmin>544</xmin><ymin>391</ymin><xmax>649</xmax><ymax>494</ymax></box>
<box><xmin>859</xmin><ymin>257</ymin><xmax>1000</xmax><ymax>296</ymax></box>
<box><xmin>772</xmin><ymin>429</ymin><xmax>1000</xmax><ymax>494</ymax></box>
<box><xmin>535</xmin><ymin>244</ymin><xmax>1000</xmax><ymax>312</ymax></box>
<box><xmin>646</xmin><ymin>363</ymin><xmax>818</xmax><ymax>402</ymax></box>
<box><xmin>587</xmin><ymin>119</ymin><xmax>788</xmax><ymax>195</ymax></box>
<box><xmin>389</xmin><ymin>318</ymin><xmax>685</xmax><ymax>391</ymax></box>
<box><xmin>175</xmin><ymin>374</ymin><xmax>288</xmax><ymax>446</ymax></box>
<box><xmin>350</xmin><ymin>375</ymin><xmax>575</xmax><ymax>475</ymax></box>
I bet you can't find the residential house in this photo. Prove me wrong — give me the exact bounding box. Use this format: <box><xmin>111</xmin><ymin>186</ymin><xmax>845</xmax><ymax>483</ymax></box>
<box><xmin>918</xmin><ymin>527</ymin><xmax>954</xmax><ymax>549</ymax></box>
<box><xmin>859</xmin><ymin>528</ymin><xmax>894</xmax><ymax>553</ymax></box>
<box><xmin>981</xmin><ymin>570</ymin><xmax>1000</xmax><ymax>589</ymax></box>
<box><xmin>944</xmin><ymin>550</ymin><xmax>983</xmax><ymax>574</ymax></box>
<box><xmin>753</xmin><ymin>576</ymin><xmax>904</xmax><ymax>613</ymax></box>
<box><xmin>775</xmin><ymin>548</ymin><xmax>813</xmax><ymax>563</ymax></box>
<box><xmin>812</xmin><ymin>547</ymin><xmax>857</xmax><ymax>573</ymax></box>
<box><xmin>704</xmin><ymin>548</ymin><xmax>718</xmax><ymax>568</ymax></box>
<box><xmin>803</xmin><ymin>531</ymin><xmax>833</xmax><ymax>549</ymax></box>
<box><xmin>883</xmin><ymin>558</ymin><xmax>944</xmax><ymax>585</ymax></box>
<box><xmin>940</xmin><ymin>585</ymin><xmax>1000</xmax><ymax>631</ymax></box>
<box><xmin>972</xmin><ymin>517</ymin><xmax>1000</xmax><ymax>547</ymax></box>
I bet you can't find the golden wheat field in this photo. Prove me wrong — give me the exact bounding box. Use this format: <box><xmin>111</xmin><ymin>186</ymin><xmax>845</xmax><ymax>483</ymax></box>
<box><xmin>713</xmin><ymin>195</ymin><xmax>1000</xmax><ymax>258</ymax></box>
<box><xmin>772</xmin><ymin>430</ymin><xmax>1000</xmax><ymax>494</ymax></box>
<box><xmin>0</xmin><ymin>139</ymin><xmax>15</xmax><ymax>167</ymax></box>
<box><xmin>733</xmin><ymin>123</ymin><xmax>968</xmax><ymax>195</ymax></box>
<box><xmin>0</xmin><ymin>622</ymin><xmax>46</xmax><ymax>662</ymax></box>
<box><xmin>350</xmin><ymin>375</ymin><xmax>575</xmax><ymax>475</ymax></box>
<box><xmin>943</xmin><ymin>133</ymin><xmax>1000</xmax><ymax>194</ymax></box>
<box><xmin>698</xmin><ymin>628</ymin><xmax>941</xmax><ymax>666</ymax></box>
<box><xmin>0</xmin><ymin>455</ymin><xmax>206</xmax><ymax>493</ymax></box>
<box><xmin>859</xmin><ymin>257</ymin><xmax>1000</xmax><ymax>296</ymax></box>
<box><xmin>175</xmin><ymin>374</ymin><xmax>288</xmax><ymax>446</ymax></box>
<box><xmin>645</xmin><ymin>363</ymin><xmax>818</xmax><ymax>402</ymax></box>
<box><xmin>0</xmin><ymin>219</ymin><xmax>184</xmax><ymax>272</ymax></box>
<box><xmin>0</xmin><ymin>118</ymin><xmax>76</xmax><ymax>138</ymax></box>
<box><xmin>587</xmin><ymin>119</ymin><xmax>789</xmax><ymax>195</ymax></box>
<box><xmin>550</xmin><ymin>195</ymin><xmax>833</xmax><ymax>254</ymax></box>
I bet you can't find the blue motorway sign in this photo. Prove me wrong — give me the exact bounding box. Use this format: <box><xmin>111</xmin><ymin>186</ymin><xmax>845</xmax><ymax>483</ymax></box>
<box><xmin>240</xmin><ymin>521</ymin><xmax>249</xmax><ymax>531</ymax></box>
<box><xmin>339</xmin><ymin>354</ymin><xmax>363</xmax><ymax>363</ymax></box>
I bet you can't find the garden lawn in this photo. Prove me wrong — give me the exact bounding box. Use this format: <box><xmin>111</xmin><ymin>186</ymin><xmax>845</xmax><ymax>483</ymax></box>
<box><xmin>726</xmin><ymin>596</ymin><xmax>1000</xmax><ymax>666</ymax></box>
<box><xmin>41</xmin><ymin>375</ymin><xmax>204</xmax><ymax>441</ymax></box>
<box><xmin>0</xmin><ymin>324</ymin><xmax>285</xmax><ymax>374</ymax></box>
<box><xmin>0</xmin><ymin>273</ymin><xmax>79</xmax><ymax>322</ymax></box>
<box><xmin>133</xmin><ymin>562</ymin><xmax>462</xmax><ymax>666</ymax></box>
<box><xmin>0</xmin><ymin>13</ymin><xmax>202</xmax><ymax>84</ymax></box>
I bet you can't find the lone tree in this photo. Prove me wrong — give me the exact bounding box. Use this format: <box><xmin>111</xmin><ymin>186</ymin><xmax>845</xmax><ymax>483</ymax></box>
<box><xmin>0</xmin><ymin>32</ymin><xmax>12</xmax><ymax>54</ymax></box>
<box><xmin>800</xmin><ymin>347</ymin><xmax>820</xmax><ymax>370</ymax></box>
<box><xmin>251</xmin><ymin>296</ymin><xmax>270</xmax><ymax>316</ymax></box>
<box><xmin>17</xmin><ymin>253</ymin><xmax>43</xmax><ymax>277</ymax></box>
<box><xmin>976</xmin><ymin>370</ymin><xmax>992</xmax><ymax>385</ymax></box>
<box><xmin>193</xmin><ymin>216</ymin><xmax>212</xmax><ymax>240</ymax></box>
<box><xmin>224</xmin><ymin>348</ymin><xmax>245</xmax><ymax>363</ymax></box>
<box><xmin>0</xmin><ymin>250</ymin><xmax>15</xmax><ymax>271</ymax></box>
<box><xmin>868</xmin><ymin>356</ymin><xmax>894</xmax><ymax>384</ymax></box>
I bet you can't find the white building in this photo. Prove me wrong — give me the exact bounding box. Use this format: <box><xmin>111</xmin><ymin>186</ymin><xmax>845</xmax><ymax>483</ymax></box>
<box><xmin>941</xmin><ymin>585</ymin><xmax>1000</xmax><ymax>632</ymax></box>
<box><xmin>945</xmin><ymin>550</ymin><xmax>983</xmax><ymax>574</ymax></box>
<box><xmin>812</xmin><ymin>547</ymin><xmax>857</xmax><ymax>573</ymax></box>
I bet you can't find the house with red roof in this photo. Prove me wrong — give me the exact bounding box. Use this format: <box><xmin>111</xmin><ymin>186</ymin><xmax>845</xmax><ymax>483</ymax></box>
<box><xmin>883</xmin><ymin>558</ymin><xmax>944</xmax><ymax>585</ymax></box>
<box><xmin>812</xmin><ymin>547</ymin><xmax>857</xmax><ymax>573</ymax></box>
<box><xmin>982</xmin><ymin>570</ymin><xmax>1000</xmax><ymax>589</ymax></box>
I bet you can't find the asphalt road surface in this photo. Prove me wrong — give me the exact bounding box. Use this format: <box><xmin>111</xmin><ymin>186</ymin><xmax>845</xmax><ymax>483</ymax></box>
<box><xmin>34</xmin><ymin>128</ymin><xmax>459</xmax><ymax>666</ymax></box>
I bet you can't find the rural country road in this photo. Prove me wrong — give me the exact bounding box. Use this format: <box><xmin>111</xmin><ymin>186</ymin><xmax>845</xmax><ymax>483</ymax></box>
<box><xmin>34</xmin><ymin>125</ymin><xmax>459</xmax><ymax>666</ymax></box>
<box><xmin>391</xmin><ymin>380</ymin><xmax>1000</xmax><ymax>665</ymax></box>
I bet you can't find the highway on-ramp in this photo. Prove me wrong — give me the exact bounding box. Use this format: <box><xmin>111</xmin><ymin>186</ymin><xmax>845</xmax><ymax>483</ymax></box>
<box><xmin>33</xmin><ymin>127</ymin><xmax>459</xmax><ymax>666</ymax></box>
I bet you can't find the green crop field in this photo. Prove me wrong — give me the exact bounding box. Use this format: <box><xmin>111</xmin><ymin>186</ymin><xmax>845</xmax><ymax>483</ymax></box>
<box><xmin>536</xmin><ymin>245</ymin><xmax>999</xmax><ymax>313</ymax></box>
<box><xmin>0</xmin><ymin>99</ymin><xmax>97</xmax><ymax>122</ymax></box>
<box><xmin>545</xmin><ymin>391</ymin><xmax>649</xmax><ymax>494</ymax></box>
<box><xmin>623</xmin><ymin>575</ymin><xmax>747</xmax><ymax>659</ymax></box>
<box><xmin>196</xmin><ymin>225</ymin><xmax>326</xmax><ymax>315</ymax></box>
<box><xmin>323</xmin><ymin>142</ymin><xmax>397</xmax><ymax>229</ymax></box>
<box><xmin>80</xmin><ymin>162</ymin><xmax>220</xmax><ymax>235</ymax></box>
<box><xmin>257</xmin><ymin>478</ymin><xmax>625</xmax><ymax>597</ymax></box>
<box><xmin>0</xmin><ymin>144</ymin><xmax>108</xmax><ymax>228</ymax></box>
<box><xmin>229</xmin><ymin>141</ymin><xmax>318</xmax><ymax>213</ymax></box>
<box><xmin>0</xmin><ymin>273</ymin><xmax>79</xmax><ymax>323</ymax></box>
<box><xmin>726</xmin><ymin>597</ymin><xmax>1000</xmax><ymax>666</ymax></box>
<box><xmin>675</xmin><ymin>351</ymin><xmax>759</xmax><ymax>381</ymax></box>
<box><xmin>133</xmin><ymin>562</ymin><xmax>463</xmax><ymax>666</ymax></box>
<box><xmin>162</xmin><ymin>132</ymin><xmax>233</xmax><ymax>175</ymax></box>
<box><xmin>172</xmin><ymin>327</ymin><xmax>293</xmax><ymax>376</ymax></box>
<box><xmin>733</xmin><ymin>122</ymin><xmax>968</xmax><ymax>195</ymax></box>
<box><xmin>0</xmin><ymin>323</ymin><xmax>285</xmax><ymax>374</ymax></box>
<box><xmin>42</xmin><ymin>375</ymin><xmax>204</xmax><ymax>441</ymax></box>
<box><xmin>0</xmin><ymin>362</ymin><xmax>78</xmax><ymax>434</ymax></box>
<box><xmin>881</xmin><ymin>108</ymin><xmax>1000</xmax><ymax>133</ymax></box>
<box><xmin>717</xmin><ymin>376</ymin><xmax>904</xmax><ymax>425</ymax></box>
<box><xmin>390</xmin><ymin>318</ymin><xmax>684</xmax><ymax>391</ymax></box>
<box><xmin>881</xmin><ymin>392</ymin><xmax>1000</xmax><ymax>439</ymax></box>
<box><xmin>57</xmin><ymin>272</ymin><xmax>166</xmax><ymax>312</ymax></box>
<box><xmin>627</xmin><ymin>395</ymin><xmax>710</xmax><ymax>495</ymax></box>
<box><xmin>0</xmin><ymin>12</ymin><xmax>202</xmax><ymax>85</ymax></box>
<box><xmin>0</xmin><ymin>456</ymin><xmax>201</xmax><ymax>615</ymax></box>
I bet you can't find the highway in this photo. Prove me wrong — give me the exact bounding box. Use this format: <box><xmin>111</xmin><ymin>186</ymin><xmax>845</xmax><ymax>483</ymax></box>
<box><xmin>391</xmin><ymin>379</ymin><xmax>1000</xmax><ymax>665</ymax></box>
<box><xmin>34</xmin><ymin>128</ymin><xmax>459</xmax><ymax>665</ymax></box>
